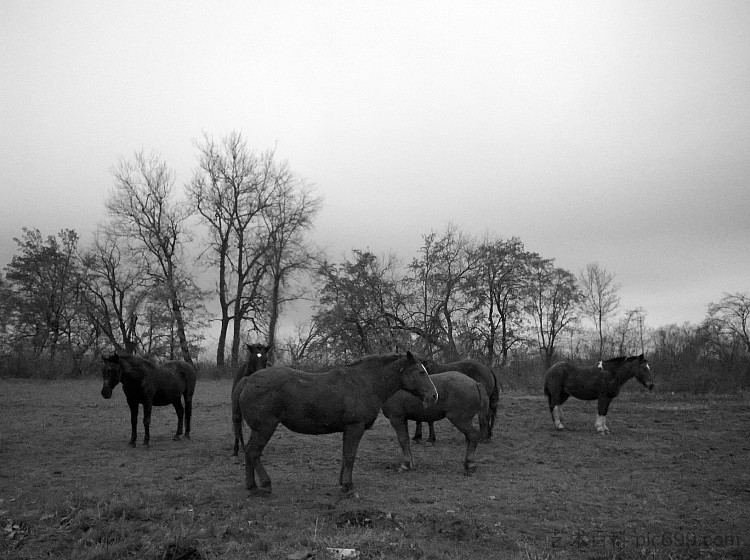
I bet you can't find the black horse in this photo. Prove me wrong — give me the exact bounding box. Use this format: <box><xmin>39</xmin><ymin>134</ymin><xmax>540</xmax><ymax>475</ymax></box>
<box><xmin>101</xmin><ymin>353</ymin><xmax>197</xmax><ymax>446</ymax></box>
<box><xmin>543</xmin><ymin>354</ymin><xmax>654</xmax><ymax>433</ymax></box>
<box><xmin>413</xmin><ymin>358</ymin><xmax>499</xmax><ymax>443</ymax></box>
<box><xmin>232</xmin><ymin>343</ymin><xmax>271</xmax><ymax>455</ymax></box>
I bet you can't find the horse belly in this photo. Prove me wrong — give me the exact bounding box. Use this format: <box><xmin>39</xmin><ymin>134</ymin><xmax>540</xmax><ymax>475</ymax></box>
<box><xmin>152</xmin><ymin>390</ymin><xmax>176</xmax><ymax>406</ymax></box>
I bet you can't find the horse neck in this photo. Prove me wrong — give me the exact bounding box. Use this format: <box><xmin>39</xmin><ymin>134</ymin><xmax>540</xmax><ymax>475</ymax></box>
<box><xmin>350</xmin><ymin>356</ymin><xmax>403</xmax><ymax>402</ymax></box>
<box><xmin>120</xmin><ymin>358</ymin><xmax>147</xmax><ymax>386</ymax></box>
<box><xmin>612</xmin><ymin>362</ymin><xmax>636</xmax><ymax>387</ymax></box>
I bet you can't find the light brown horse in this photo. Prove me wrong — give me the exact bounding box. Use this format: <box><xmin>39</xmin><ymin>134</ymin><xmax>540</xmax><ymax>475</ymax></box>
<box><xmin>232</xmin><ymin>351</ymin><xmax>438</xmax><ymax>495</ymax></box>
<box><xmin>382</xmin><ymin>371</ymin><xmax>490</xmax><ymax>474</ymax></box>
<box><xmin>101</xmin><ymin>353</ymin><xmax>197</xmax><ymax>446</ymax></box>
<box><xmin>544</xmin><ymin>354</ymin><xmax>654</xmax><ymax>434</ymax></box>
<box><xmin>413</xmin><ymin>358</ymin><xmax>499</xmax><ymax>443</ymax></box>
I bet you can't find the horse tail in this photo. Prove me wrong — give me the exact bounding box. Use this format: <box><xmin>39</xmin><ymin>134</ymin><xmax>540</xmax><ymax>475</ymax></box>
<box><xmin>476</xmin><ymin>383</ymin><xmax>491</xmax><ymax>440</ymax></box>
<box><xmin>544</xmin><ymin>384</ymin><xmax>554</xmax><ymax>418</ymax></box>
<box><xmin>488</xmin><ymin>368</ymin><xmax>500</xmax><ymax>437</ymax></box>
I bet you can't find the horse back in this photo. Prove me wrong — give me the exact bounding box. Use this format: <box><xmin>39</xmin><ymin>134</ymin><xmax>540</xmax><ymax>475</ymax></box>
<box><xmin>544</xmin><ymin>362</ymin><xmax>602</xmax><ymax>401</ymax></box>
<box><xmin>162</xmin><ymin>360</ymin><xmax>198</xmax><ymax>396</ymax></box>
<box><xmin>237</xmin><ymin>366</ymin><xmax>383</xmax><ymax>434</ymax></box>
<box><xmin>382</xmin><ymin>371</ymin><xmax>481</xmax><ymax>422</ymax></box>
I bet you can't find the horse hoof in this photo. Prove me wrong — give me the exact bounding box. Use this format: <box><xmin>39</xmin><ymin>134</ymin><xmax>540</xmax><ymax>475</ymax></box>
<box><xmin>173</xmin><ymin>435</ymin><xmax>181</xmax><ymax>441</ymax></box>
<box><xmin>249</xmin><ymin>486</ymin><xmax>272</xmax><ymax>497</ymax></box>
<box><xmin>184</xmin><ymin>434</ymin><xmax>190</xmax><ymax>440</ymax></box>
<box><xmin>464</xmin><ymin>463</ymin><xmax>478</xmax><ymax>475</ymax></box>
<box><xmin>425</xmin><ymin>441</ymin><xmax>435</xmax><ymax>447</ymax></box>
<box><xmin>397</xmin><ymin>463</ymin><xmax>413</xmax><ymax>473</ymax></box>
<box><xmin>411</xmin><ymin>437</ymin><xmax>422</xmax><ymax>444</ymax></box>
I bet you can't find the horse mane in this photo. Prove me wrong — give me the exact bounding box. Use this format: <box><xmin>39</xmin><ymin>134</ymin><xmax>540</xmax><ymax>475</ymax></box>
<box><xmin>119</xmin><ymin>354</ymin><xmax>160</xmax><ymax>373</ymax></box>
<box><xmin>345</xmin><ymin>354</ymin><xmax>402</xmax><ymax>368</ymax></box>
<box><xmin>602</xmin><ymin>355</ymin><xmax>642</xmax><ymax>368</ymax></box>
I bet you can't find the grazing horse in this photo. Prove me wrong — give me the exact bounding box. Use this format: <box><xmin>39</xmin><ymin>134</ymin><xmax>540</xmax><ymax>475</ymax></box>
<box><xmin>232</xmin><ymin>351</ymin><xmax>438</xmax><ymax>495</ymax></box>
<box><xmin>382</xmin><ymin>371</ymin><xmax>490</xmax><ymax>474</ymax></box>
<box><xmin>413</xmin><ymin>358</ymin><xmax>499</xmax><ymax>443</ymax></box>
<box><xmin>232</xmin><ymin>343</ymin><xmax>271</xmax><ymax>456</ymax></box>
<box><xmin>100</xmin><ymin>353</ymin><xmax>197</xmax><ymax>446</ymax></box>
<box><xmin>544</xmin><ymin>354</ymin><xmax>654</xmax><ymax>434</ymax></box>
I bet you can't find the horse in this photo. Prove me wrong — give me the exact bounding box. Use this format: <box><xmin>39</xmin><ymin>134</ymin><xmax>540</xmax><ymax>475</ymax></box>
<box><xmin>231</xmin><ymin>351</ymin><xmax>438</xmax><ymax>495</ymax></box>
<box><xmin>100</xmin><ymin>353</ymin><xmax>197</xmax><ymax>446</ymax></box>
<box><xmin>412</xmin><ymin>358</ymin><xmax>499</xmax><ymax>443</ymax></box>
<box><xmin>382</xmin><ymin>371</ymin><xmax>490</xmax><ymax>474</ymax></box>
<box><xmin>543</xmin><ymin>354</ymin><xmax>654</xmax><ymax>434</ymax></box>
<box><xmin>232</xmin><ymin>343</ymin><xmax>271</xmax><ymax>456</ymax></box>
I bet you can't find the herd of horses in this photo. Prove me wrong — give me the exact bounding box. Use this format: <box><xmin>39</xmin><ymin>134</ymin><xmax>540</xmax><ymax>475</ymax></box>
<box><xmin>99</xmin><ymin>345</ymin><xmax>654</xmax><ymax>496</ymax></box>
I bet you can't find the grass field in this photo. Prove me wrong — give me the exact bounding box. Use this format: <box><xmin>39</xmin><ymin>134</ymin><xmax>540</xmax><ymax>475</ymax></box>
<box><xmin>1</xmin><ymin>378</ymin><xmax>748</xmax><ymax>559</ymax></box>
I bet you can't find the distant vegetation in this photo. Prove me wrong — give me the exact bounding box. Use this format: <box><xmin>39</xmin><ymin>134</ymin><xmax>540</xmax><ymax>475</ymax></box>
<box><xmin>0</xmin><ymin>132</ymin><xmax>748</xmax><ymax>392</ymax></box>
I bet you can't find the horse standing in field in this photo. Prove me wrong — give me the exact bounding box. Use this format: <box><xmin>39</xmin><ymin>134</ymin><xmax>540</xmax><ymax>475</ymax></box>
<box><xmin>100</xmin><ymin>353</ymin><xmax>197</xmax><ymax>446</ymax></box>
<box><xmin>232</xmin><ymin>343</ymin><xmax>270</xmax><ymax>456</ymax></box>
<box><xmin>543</xmin><ymin>354</ymin><xmax>654</xmax><ymax>434</ymax></box>
<box><xmin>232</xmin><ymin>351</ymin><xmax>439</xmax><ymax>495</ymax></box>
<box><xmin>382</xmin><ymin>371</ymin><xmax>490</xmax><ymax>474</ymax></box>
<box><xmin>412</xmin><ymin>358</ymin><xmax>499</xmax><ymax>443</ymax></box>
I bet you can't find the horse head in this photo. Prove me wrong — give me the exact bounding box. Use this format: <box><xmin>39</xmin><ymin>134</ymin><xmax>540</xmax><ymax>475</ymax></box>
<box><xmin>100</xmin><ymin>352</ymin><xmax>123</xmax><ymax>399</ymax></box>
<box><xmin>245</xmin><ymin>343</ymin><xmax>270</xmax><ymax>371</ymax></box>
<box><xmin>400</xmin><ymin>351</ymin><xmax>439</xmax><ymax>407</ymax></box>
<box><xmin>633</xmin><ymin>354</ymin><xmax>654</xmax><ymax>391</ymax></box>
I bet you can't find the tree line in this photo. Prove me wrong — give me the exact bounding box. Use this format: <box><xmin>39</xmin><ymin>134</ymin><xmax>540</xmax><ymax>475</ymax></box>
<box><xmin>1</xmin><ymin>132</ymin><xmax>748</xmax><ymax>388</ymax></box>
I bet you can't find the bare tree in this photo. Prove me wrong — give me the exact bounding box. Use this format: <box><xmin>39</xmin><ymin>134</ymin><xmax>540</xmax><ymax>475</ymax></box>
<box><xmin>525</xmin><ymin>256</ymin><xmax>581</xmax><ymax>367</ymax></box>
<box><xmin>578</xmin><ymin>262</ymin><xmax>620</xmax><ymax>358</ymax></box>
<box><xmin>261</xmin><ymin>166</ymin><xmax>322</xmax><ymax>360</ymax></box>
<box><xmin>188</xmin><ymin>132</ymin><xmax>301</xmax><ymax>365</ymax></box>
<box><xmin>403</xmin><ymin>225</ymin><xmax>481</xmax><ymax>360</ymax></box>
<box><xmin>468</xmin><ymin>235</ymin><xmax>531</xmax><ymax>366</ymax></box>
<box><xmin>79</xmin><ymin>227</ymin><xmax>149</xmax><ymax>354</ymax></box>
<box><xmin>107</xmin><ymin>150</ymin><xmax>197</xmax><ymax>363</ymax></box>
<box><xmin>707</xmin><ymin>292</ymin><xmax>750</xmax><ymax>355</ymax></box>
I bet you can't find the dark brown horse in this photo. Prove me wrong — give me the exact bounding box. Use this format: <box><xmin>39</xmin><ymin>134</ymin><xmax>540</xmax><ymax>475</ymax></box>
<box><xmin>232</xmin><ymin>351</ymin><xmax>438</xmax><ymax>495</ymax></box>
<box><xmin>544</xmin><ymin>354</ymin><xmax>654</xmax><ymax>433</ymax></box>
<box><xmin>232</xmin><ymin>343</ymin><xmax>271</xmax><ymax>456</ymax></box>
<box><xmin>101</xmin><ymin>353</ymin><xmax>197</xmax><ymax>446</ymax></box>
<box><xmin>413</xmin><ymin>358</ymin><xmax>499</xmax><ymax>443</ymax></box>
<box><xmin>382</xmin><ymin>371</ymin><xmax>490</xmax><ymax>474</ymax></box>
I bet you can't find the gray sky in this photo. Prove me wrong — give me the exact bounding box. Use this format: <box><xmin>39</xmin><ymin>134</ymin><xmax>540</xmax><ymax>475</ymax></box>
<box><xmin>2</xmin><ymin>1</ymin><xmax>749</xmax><ymax>329</ymax></box>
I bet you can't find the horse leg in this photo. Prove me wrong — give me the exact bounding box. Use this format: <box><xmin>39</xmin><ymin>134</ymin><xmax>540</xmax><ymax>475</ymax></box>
<box><xmin>596</xmin><ymin>398</ymin><xmax>612</xmax><ymax>434</ymax></box>
<box><xmin>183</xmin><ymin>395</ymin><xmax>192</xmax><ymax>439</ymax></box>
<box><xmin>245</xmin><ymin>422</ymin><xmax>277</xmax><ymax>495</ymax></box>
<box><xmin>426</xmin><ymin>421</ymin><xmax>436</xmax><ymax>445</ymax></box>
<box><xmin>448</xmin><ymin>414</ymin><xmax>481</xmax><ymax>474</ymax></box>
<box><xmin>339</xmin><ymin>423</ymin><xmax>366</xmax><ymax>494</ymax></box>
<box><xmin>389</xmin><ymin>417</ymin><xmax>415</xmax><ymax>472</ymax></box>
<box><xmin>142</xmin><ymin>402</ymin><xmax>152</xmax><ymax>446</ymax></box>
<box><xmin>172</xmin><ymin>399</ymin><xmax>184</xmax><ymax>440</ymax></box>
<box><xmin>552</xmin><ymin>392</ymin><xmax>570</xmax><ymax>430</ymax></box>
<box><xmin>412</xmin><ymin>421</ymin><xmax>423</xmax><ymax>443</ymax></box>
<box><xmin>127</xmin><ymin>399</ymin><xmax>139</xmax><ymax>447</ymax></box>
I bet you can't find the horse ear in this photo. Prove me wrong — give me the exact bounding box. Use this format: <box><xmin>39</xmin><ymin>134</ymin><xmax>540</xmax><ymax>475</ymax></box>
<box><xmin>406</xmin><ymin>350</ymin><xmax>415</xmax><ymax>362</ymax></box>
<box><xmin>638</xmin><ymin>353</ymin><xmax>645</xmax><ymax>360</ymax></box>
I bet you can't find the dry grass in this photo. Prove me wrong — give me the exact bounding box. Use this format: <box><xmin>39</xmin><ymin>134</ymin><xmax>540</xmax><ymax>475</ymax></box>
<box><xmin>1</xmin><ymin>378</ymin><xmax>748</xmax><ymax>559</ymax></box>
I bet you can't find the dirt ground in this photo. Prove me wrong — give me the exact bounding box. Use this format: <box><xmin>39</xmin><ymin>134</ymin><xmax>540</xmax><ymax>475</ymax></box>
<box><xmin>1</xmin><ymin>378</ymin><xmax>748</xmax><ymax>559</ymax></box>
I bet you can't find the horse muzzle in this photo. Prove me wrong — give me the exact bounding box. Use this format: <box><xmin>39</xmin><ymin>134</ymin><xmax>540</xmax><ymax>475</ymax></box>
<box><xmin>646</xmin><ymin>383</ymin><xmax>655</xmax><ymax>391</ymax></box>
<box><xmin>101</xmin><ymin>386</ymin><xmax>113</xmax><ymax>399</ymax></box>
<box><xmin>422</xmin><ymin>392</ymin><xmax>439</xmax><ymax>408</ymax></box>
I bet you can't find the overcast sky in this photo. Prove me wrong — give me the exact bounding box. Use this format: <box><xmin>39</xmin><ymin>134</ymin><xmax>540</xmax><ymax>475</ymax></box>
<box><xmin>1</xmin><ymin>1</ymin><xmax>749</xmax><ymax>330</ymax></box>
